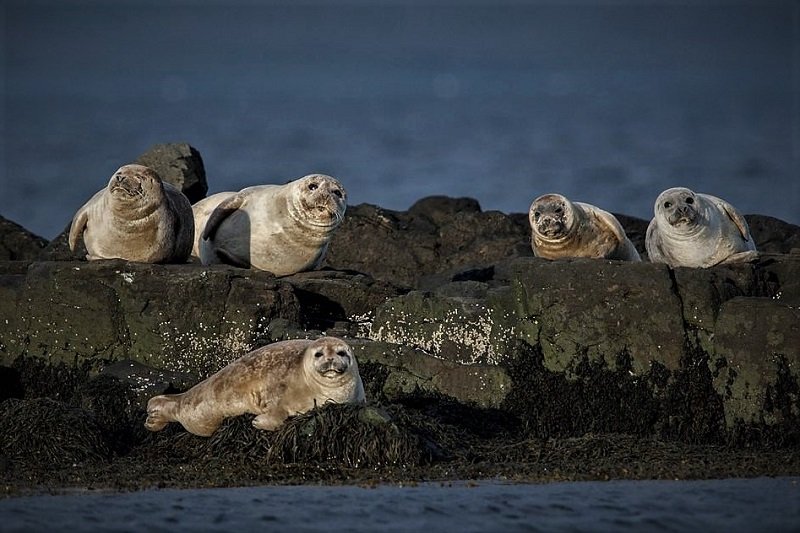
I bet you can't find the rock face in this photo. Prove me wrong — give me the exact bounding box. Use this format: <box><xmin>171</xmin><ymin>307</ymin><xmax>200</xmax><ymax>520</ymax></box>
<box><xmin>0</xmin><ymin>216</ymin><xmax>47</xmax><ymax>260</ymax></box>
<box><xmin>322</xmin><ymin>197</ymin><xmax>533</xmax><ymax>289</ymax></box>
<box><xmin>135</xmin><ymin>142</ymin><xmax>208</xmax><ymax>204</ymax></box>
<box><xmin>2</xmin><ymin>197</ymin><xmax>800</xmax><ymax>447</ymax></box>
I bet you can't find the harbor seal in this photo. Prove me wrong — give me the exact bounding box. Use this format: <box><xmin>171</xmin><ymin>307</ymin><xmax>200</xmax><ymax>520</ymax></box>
<box><xmin>645</xmin><ymin>187</ymin><xmax>757</xmax><ymax>268</ymax></box>
<box><xmin>68</xmin><ymin>164</ymin><xmax>194</xmax><ymax>263</ymax></box>
<box><xmin>192</xmin><ymin>174</ymin><xmax>346</xmax><ymax>276</ymax></box>
<box><xmin>529</xmin><ymin>193</ymin><xmax>641</xmax><ymax>261</ymax></box>
<box><xmin>144</xmin><ymin>337</ymin><xmax>365</xmax><ymax>436</ymax></box>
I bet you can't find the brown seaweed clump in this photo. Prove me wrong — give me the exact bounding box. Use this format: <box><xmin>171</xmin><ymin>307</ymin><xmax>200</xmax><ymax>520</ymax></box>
<box><xmin>0</xmin><ymin>398</ymin><xmax>111</xmax><ymax>468</ymax></box>
<box><xmin>141</xmin><ymin>403</ymin><xmax>435</xmax><ymax>469</ymax></box>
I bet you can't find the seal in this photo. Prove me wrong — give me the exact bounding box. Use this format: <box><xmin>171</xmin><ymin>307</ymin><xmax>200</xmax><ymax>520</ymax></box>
<box><xmin>529</xmin><ymin>193</ymin><xmax>641</xmax><ymax>261</ymax></box>
<box><xmin>645</xmin><ymin>187</ymin><xmax>757</xmax><ymax>268</ymax></box>
<box><xmin>68</xmin><ymin>164</ymin><xmax>194</xmax><ymax>263</ymax></box>
<box><xmin>191</xmin><ymin>174</ymin><xmax>346</xmax><ymax>276</ymax></box>
<box><xmin>144</xmin><ymin>336</ymin><xmax>365</xmax><ymax>436</ymax></box>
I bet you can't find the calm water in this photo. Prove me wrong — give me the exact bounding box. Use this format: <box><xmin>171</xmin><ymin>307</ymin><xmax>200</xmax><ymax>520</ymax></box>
<box><xmin>1</xmin><ymin>478</ymin><xmax>799</xmax><ymax>532</ymax></box>
<box><xmin>2</xmin><ymin>1</ymin><xmax>799</xmax><ymax>240</ymax></box>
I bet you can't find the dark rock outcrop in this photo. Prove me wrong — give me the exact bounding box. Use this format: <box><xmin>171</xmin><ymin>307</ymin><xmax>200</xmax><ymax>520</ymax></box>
<box><xmin>0</xmin><ymin>216</ymin><xmax>48</xmax><ymax>260</ymax></box>
<box><xmin>322</xmin><ymin>197</ymin><xmax>533</xmax><ymax>288</ymax></box>
<box><xmin>135</xmin><ymin>142</ymin><xmax>208</xmax><ymax>204</ymax></box>
<box><xmin>2</xmin><ymin>199</ymin><xmax>800</xmax><ymax>454</ymax></box>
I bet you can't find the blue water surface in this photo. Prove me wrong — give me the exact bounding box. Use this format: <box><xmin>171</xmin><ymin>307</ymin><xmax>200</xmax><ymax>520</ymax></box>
<box><xmin>1</xmin><ymin>477</ymin><xmax>799</xmax><ymax>532</ymax></box>
<box><xmin>2</xmin><ymin>1</ymin><xmax>798</xmax><ymax>239</ymax></box>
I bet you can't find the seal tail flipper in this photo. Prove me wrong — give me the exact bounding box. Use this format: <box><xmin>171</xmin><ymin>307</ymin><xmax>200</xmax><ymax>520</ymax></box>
<box><xmin>144</xmin><ymin>394</ymin><xmax>179</xmax><ymax>432</ymax></box>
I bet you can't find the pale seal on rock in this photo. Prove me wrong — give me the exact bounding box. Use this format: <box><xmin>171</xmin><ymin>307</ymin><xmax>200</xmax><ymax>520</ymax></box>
<box><xmin>68</xmin><ymin>164</ymin><xmax>194</xmax><ymax>263</ymax></box>
<box><xmin>144</xmin><ymin>337</ymin><xmax>365</xmax><ymax>437</ymax></box>
<box><xmin>192</xmin><ymin>174</ymin><xmax>346</xmax><ymax>276</ymax></box>
<box><xmin>645</xmin><ymin>187</ymin><xmax>757</xmax><ymax>268</ymax></box>
<box><xmin>529</xmin><ymin>193</ymin><xmax>641</xmax><ymax>261</ymax></box>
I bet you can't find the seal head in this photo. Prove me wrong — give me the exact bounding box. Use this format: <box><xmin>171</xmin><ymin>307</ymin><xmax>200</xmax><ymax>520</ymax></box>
<box><xmin>529</xmin><ymin>193</ymin><xmax>574</xmax><ymax>241</ymax></box>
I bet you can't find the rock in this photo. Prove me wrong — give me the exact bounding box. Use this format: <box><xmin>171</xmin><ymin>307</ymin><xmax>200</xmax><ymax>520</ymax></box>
<box><xmin>614</xmin><ymin>213</ymin><xmax>649</xmax><ymax>258</ymax></box>
<box><xmin>745</xmin><ymin>214</ymin><xmax>800</xmax><ymax>254</ymax></box>
<box><xmin>0</xmin><ymin>261</ymin><xmax>300</xmax><ymax>375</ymax></box>
<box><xmin>351</xmin><ymin>339</ymin><xmax>512</xmax><ymax>409</ymax></box>
<box><xmin>0</xmin><ymin>216</ymin><xmax>48</xmax><ymax>260</ymax></box>
<box><xmin>38</xmin><ymin>222</ymin><xmax>84</xmax><ymax>261</ymax></box>
<box><xmin>282</xmin><ymin>269</ymin><xmax>405</xmax><ymax>332</ymax></box>
<box><xmin>323</xmin><ymin>197</ymin><xmax>532</xmax><ymax>288</ymax></box>
<box><xmin>135</xmin><ymin>142</ymin><xmax>208</xmax><ymax>204</ymax></box>
<box><xmin>711</xmin><ymin>297</ymin><xmax>800</xmax><ymax>429</ymax></box>
<box><xmin>100</xmin><ymin>359</ymin><xmax>199</xmax><ymax>405</ymax></box>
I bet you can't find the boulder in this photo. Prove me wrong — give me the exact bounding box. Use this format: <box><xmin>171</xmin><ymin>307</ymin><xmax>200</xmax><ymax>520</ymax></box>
<box><xmin>322</xmin><ymin>197</ymin><xmax>532</xmax><ymax>288</ymax></box>
<box><xmin>0</xmin><ymin>216</ymin><xmax>47</xmax><ymax>261</ymax></box>
<box><xmin>135</xmin><ymin>142</ymin><xmax>208</xmax><ymax>204</ymax></box>
<box><xmin>0</xmin><ymin>261</ymin><xmax>300</xmax><ymax>375</ymax></box>
<box><xmin>711</xmin><ymin>297</ymin><xmax>800</xmax><ymax>429</ymax></box>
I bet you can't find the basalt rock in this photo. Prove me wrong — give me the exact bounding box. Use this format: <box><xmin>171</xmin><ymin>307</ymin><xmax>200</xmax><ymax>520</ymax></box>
<box><xmin>0</xmin><ymin>261</ymin><xmax>300</xmax><ymax>375</ymax></box>
<box><xmin>0</xmin><ymin>216</ymin><xmax>48</xmax><ymax>261</ymax></box>
<box><xmin>322</xmin><ymin>197</ymin><xmax>533</xmax><ymax>288</ymax></box>
<box><xmin>135</xmin><ymin>142</ymin><xmax>208</xmax><ymax>204</ymax></box>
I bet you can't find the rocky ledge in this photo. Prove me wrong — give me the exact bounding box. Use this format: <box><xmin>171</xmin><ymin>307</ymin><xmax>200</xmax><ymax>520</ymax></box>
<box><xmin>1</xmin><ymin>196</ymin><xmax>799</xmax><ymax>494</ymax></box>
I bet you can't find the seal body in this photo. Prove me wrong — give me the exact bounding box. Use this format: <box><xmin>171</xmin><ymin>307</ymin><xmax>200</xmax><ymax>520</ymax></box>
<box><xmin>192</xmin><ymin>174</ymin><xmax>346</xmax><ymax>276</ymax></box>
<box><xmin>645</xmin><ymin>187</ymin><xmax>757</xmax><ymax>268</ymax></box>
<box><xmin>68</xmin><ymin>164</ymin><xmax>194</xmax><ymax>263</ymax></box>
<box><xmin>529</xmin><ymin>193</ymin><xmax>641</xmax><ymax>261</ymax></box>
<box><xmin>144</xmin><ymin>337</ymin><xmax>365</xmax><ymax>437</ymax></box>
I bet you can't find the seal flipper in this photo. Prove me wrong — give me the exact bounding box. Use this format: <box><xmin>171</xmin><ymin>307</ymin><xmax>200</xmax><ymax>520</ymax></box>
<box><xmin>720</xmin><ymin>201</ymin><xmax>753</xmax><ymax>244</ymax></box>
<box><xmin>68</xmin><ymin>209</ymin><xmax>89</xmax><ymax>253</ymax></box>
<box><xmin>253</xmin><ymin>409</ymin><xmax>289</xmax><ymax>431</ymax></box>
<box><xmin>201</xmin><ymin>193</ymin><xmax>244</xmax><ymax>241</ymax></box>
<box><xmin>144</xmin><ymin>394</ymin><xmax>180</xmax><ymax>432</ymax></box>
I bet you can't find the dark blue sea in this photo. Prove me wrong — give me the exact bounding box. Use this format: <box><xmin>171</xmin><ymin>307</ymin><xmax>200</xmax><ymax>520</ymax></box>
<box><xmin>2</xmin><ymin>0</ymin><xmax>798</xmax><ymax>240</ymax></box>
<box><xmin>1</xmin><ymin>478</ymin><xmax>800</xmax><ymax>532</ymax></box>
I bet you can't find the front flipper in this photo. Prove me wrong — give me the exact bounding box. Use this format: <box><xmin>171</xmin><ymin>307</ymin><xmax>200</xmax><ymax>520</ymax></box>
<box><xmin>710</xmin><ymin>195</ymin><xmax>753</xmax><ymax>244</ymax></box>
<box><xmin>201</xmin><ymin>193</ymin><xmax>245</xmax><ymax>241</ymax></box>
<box><xmin>68</xmin><ymin>209</ymin><xmax>89</xmax><ymax>252</ymax></box>
<box><xmin>252</xmin><ymin>410</ymin><xmax>289</xmax><ymax>431</ymax></box>
<box><xmin>717</xmin><ymin>250</ymin><xmax>760</xmax><ymax>266</ymax></box>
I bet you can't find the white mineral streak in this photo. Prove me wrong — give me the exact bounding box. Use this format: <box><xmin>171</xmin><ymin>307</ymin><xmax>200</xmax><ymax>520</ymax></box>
<box><xmin>370</xmin><ymin>302</ymin><xmax>510</xmax><ymax>365</ymax></box>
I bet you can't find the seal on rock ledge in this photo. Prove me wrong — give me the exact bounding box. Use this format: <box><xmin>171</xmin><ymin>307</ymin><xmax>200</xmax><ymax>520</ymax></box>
<box><xmin>529</xmin><ymin>193</ymin><xmax>641</xmax><ymax>261</ymax></box>
<box><xmin>646</xmin><ymin>187</ymin><xmax>757</xmax><ymax>268</ymax></box>
<box><xmin>68</xmin><ymin>164</ymin><xmax>194</xmax><ymax>263</ymax></box>
<box><xmin>191</xmin><ymin>174</ymin><xmax>346</xmax><ymax>276</ymax></box>
<box><xmin>144</xmin><ymin>337</ymin><xmax>365</xmax><ymax>436</ymax></box>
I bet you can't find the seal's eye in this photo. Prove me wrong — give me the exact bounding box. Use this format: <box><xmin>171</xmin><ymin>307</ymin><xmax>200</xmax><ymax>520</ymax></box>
<box><xmin>555</xmin><ymin>207</ymin><xmax>563</xmax><ymax>214</ymax></box>
<box><xmin>332</xmin><ymin>189</ymin><xmax>342</xmax><ymax>199</ymax></box>
<box><xmin>314</xmin><ymin>351</ymin><xmax>323</xmax><ymax>358</ymax></box>
<box><xmin>533</xmin><ymin>211</ymin><xmax>540</xmax><ymax>220</ymax></box>
<box><xmin>664</xmin><ymin>201</ymin><xmax>673</xmax><ymax>209</ymax></box>
<box><xmin>685</xmin><ymin>197</ymin><xmax>694</xmax><ymax>205</ymax></box>
<box><xmin>336</xmin><ymin>350</ymin><xmax>348</xmax><ymax>358</ymax></box>
<box><xmin>308</xmin><ymin>183</ymin><xmax>318</xmax><ymax>191</ymax></box>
